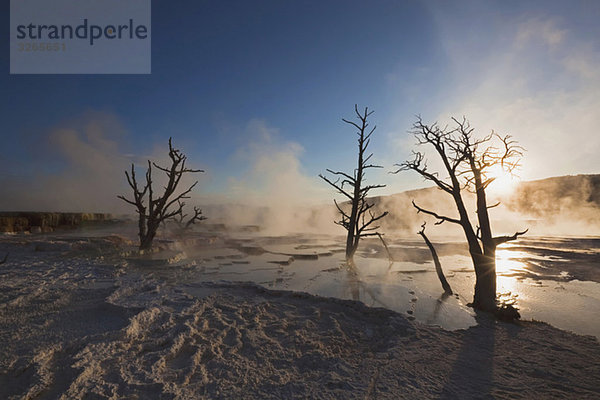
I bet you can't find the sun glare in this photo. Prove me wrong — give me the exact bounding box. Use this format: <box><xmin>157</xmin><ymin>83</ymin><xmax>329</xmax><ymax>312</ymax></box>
<box><xmin>495</xmin><ymin>247</ymin><xmax>528</xmax><ymax>299</ymax></box>
<box><xmin>486</xmin><ymin>164</ymin><xmax>519</xmax><ymax>196</ymax></box>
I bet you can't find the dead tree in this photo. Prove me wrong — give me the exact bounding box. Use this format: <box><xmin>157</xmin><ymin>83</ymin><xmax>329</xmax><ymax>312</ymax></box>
<box><xmin>0</xmin><ymin>253</ymin><xmax>8</xmax><ymax>264</ymax></box>
<box><xmin>118</xmin><ymin>138</ymin><xmax>203</xmax><ymax>251</ymax></box>
<box><xmin>395</xmin><ymin>117</ymin><xmax>527</xmax><ymax>313</ymax></box>
<box><xmin>320</xmin><ymin>105</ymin><xmax>388</xmax><ymax>262</ymax></box>
<box><xmin>418</xmin><ymin>222</ymin><xmax>452</xmax><ymax>295</ymax></box>
<box><xmin>376</xmin><ymin>232</ymin><xmax>393</xmax><ymax>263</ymax></box>
<box><xmin>171</xmin><ymin>200</ymin><xmax>207</xmax><ymax>230</ymax></box>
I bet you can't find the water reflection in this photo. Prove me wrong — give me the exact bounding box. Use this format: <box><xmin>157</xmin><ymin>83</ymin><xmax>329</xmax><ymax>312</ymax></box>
<box><xmin>327</xmin><ymin>257</ymin><xmax>476</xmax><ymax>330</ymax></box>
<box><xmin>344</xmin><ymin>263</ymin><xmax>360</xmax><ymax>301</ymax></box>
<box><xmin>425</xmin><ymin>292</ymin><xmax>452</xmax><ymax>325</ymax></box>
<box><xmin>495</xmin><ymin>248</ymin><xmax>530</xmax><ymax>275</ymax></box>
<box><xmin>179</xmin><ymin>234</ymin><xmax>600</xmax><ymax>338</ymax></box>
<box><xmin>495</xmin><ymin>248</ymin><xmax>528</xmax><ymax>302</ymax></box>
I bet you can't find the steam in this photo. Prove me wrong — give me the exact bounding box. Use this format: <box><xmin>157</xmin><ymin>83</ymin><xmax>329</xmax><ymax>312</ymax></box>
<box><xmin>0</xmin><ymin>112</ymin><xmax>133</xmax><ymax>213</ymax></box>
<box><xmin>204</xmin><ymin>119</ymin><xmax>337</xmax><ymax>234</ymax></box>
<box><xmin>503</xmin><ymin>175</ymin><xmax>600</xmax><ymax>236</ymax></box>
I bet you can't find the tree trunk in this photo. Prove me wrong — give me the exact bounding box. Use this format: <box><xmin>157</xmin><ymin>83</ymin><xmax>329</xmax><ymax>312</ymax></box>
<box><xmin>376</xmin><ymin>232</ymin><xmax>393</xmax><ymax>263</ymax></box>
<box><xmin>418</xmin><ymin>230</ymin><xmax>452</xmax><ymax>295</ymax></box>
<box><xmin>345</xmin><ymin>220</ymin><xmax>357</xmax><ymax>261</ymax></box>
<box><xmin>346</xmin><ymin>149</ymin><xmax>363</xmax><ymax>262</ymax></box>
<box><xmin>471</xmin><ymin>249</ymin><xmax>497</xmax><ymax>311</ymax></box>
<box><xmin>138</xmin><ymin>209</ymin><xmax>147</xmax><ymax>248</ymax></box>
<box><xmin>139</xmin><ymin>224</ymin><xmax>157</xmax><ymax>251</ymax></box>
<box><xmin>139</xmin><ymin>235</ymin><xmax>154</xmax><ymax>251</ymax></box>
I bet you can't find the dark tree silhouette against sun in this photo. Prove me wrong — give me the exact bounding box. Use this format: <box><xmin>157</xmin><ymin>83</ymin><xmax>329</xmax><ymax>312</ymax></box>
<box><xmin>396</xmin><ymin>116</ymin><xmax>527</xmax><ymax>314</ymax></box>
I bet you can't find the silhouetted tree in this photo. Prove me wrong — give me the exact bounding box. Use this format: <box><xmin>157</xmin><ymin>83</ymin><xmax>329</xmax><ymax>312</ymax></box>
<box><xmin>118</xmin><ymin>138</ymin><xmax>203</xmax><ymax>251</ymax></box>
<box><xmin>396</xmin><ymin>117</ymin><xmax>527</xmax><ymax>313</ymax></box>
<box><xmin>171</xmin><ymin>200</ymin><xmax>207</xmax><ymax>230</ymax></box>
<box><xmin>418</xmin><ymin>222</ymin><xmax>452</xmax><ymax>295</ymax></box>
<box><xmin>320</xmin><ymin>105</ymin><xmax>388</xmax><ymax>262</ymax></box>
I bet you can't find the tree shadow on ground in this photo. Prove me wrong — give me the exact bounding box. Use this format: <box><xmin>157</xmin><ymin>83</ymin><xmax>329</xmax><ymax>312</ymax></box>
<box><xmin>438</xmin><ymin>312</ymin><xmax>496</xmax><ymax>399</ymax></box>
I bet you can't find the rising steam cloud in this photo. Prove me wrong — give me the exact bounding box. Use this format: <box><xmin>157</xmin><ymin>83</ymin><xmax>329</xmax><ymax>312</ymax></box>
<box><xmin>0</xmin><ymin>112</ymin><xmax>133</xmax><ymax>213</ymax></box>
<box><xmin>204</xmin><ymin>119</ymin><xmax>338</xmax><ymax>234</ymax></box>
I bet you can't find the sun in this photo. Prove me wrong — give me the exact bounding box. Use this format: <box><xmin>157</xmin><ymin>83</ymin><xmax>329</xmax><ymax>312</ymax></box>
<box><xmin>485</xmin><ymin>164</ymin><xmax>520</xmax><ymax>196</ymax></box>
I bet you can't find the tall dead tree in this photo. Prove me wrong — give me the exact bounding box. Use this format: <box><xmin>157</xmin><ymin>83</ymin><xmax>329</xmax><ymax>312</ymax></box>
<box><xmin>320</xmin><ymin>105</ymin><xmax>388</xmax><ymax>262</ymax></box>
<box><xmin>118</xmin><ymin>138</ymin><xmax>203</xmax><ymax>251</ymax></box>
<box><xmin>396</xmin><ymin>117</ymin><xmax>527</xmax><ymax>312</ymax></box>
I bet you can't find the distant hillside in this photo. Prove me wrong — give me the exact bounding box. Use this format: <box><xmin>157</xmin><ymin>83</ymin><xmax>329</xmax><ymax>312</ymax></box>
<box><xmin>357</xmin><ymin>174</ymin><xmax>600</xmax><ymax>234</ymax></box>
<box><xmin>504</xmin><ymin>174</ymin><xmax>600</xmax><ymax>215</ymax></box>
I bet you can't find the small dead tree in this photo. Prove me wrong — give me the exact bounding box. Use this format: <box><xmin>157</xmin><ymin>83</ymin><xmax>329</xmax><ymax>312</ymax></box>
<box><xmin>418</xmin><ymin>222</ymin><xmax>452</xmax><ymax>295</ymax></box>
<box><xmin>320</xmin><ymin>105</ymin><xmax>388</xmax><ymax>262</ymax></box>
<box><xmin>171</xmin><ymin>200</ymin><xmax>207</xmax><ymax>230</ymax></box>
<box><xmin>376</xmin><ymin>232</ymin><xmax>393</xmax><ymax>263</ymax></box>
<box><xmin>395</xmin><ymin>116</ymin><xmax>527</xmax><ymax>313</ymax></box>
<box><xmin>118</xmin><ymin>138</ymin><xmax>203</xmax><ymax>251</ymax></box>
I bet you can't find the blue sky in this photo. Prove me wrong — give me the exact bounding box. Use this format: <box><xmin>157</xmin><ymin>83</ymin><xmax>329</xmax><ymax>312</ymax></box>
<box><xmin>2</xmin><ymin>0</ymin><xmax>600</xmax><ymax>212</ymax></box>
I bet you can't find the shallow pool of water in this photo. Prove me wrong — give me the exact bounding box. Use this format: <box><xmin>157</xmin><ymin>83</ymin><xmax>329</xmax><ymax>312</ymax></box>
<box><xmin>160</xmin><ymin>234</ymin><xmax>600</xmax><ymax>338</ymax></box>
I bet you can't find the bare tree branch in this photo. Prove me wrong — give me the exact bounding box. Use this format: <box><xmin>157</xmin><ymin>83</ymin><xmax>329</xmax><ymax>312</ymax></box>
<box><xmin>318</xmin><ymin>173</ymin><xmax>354</xmax><ymax>200</ymax></box>
<box><xmin>118</xmin><ymin>137</ymin><xmax>204</xmax><ymax>250</ymax></box>
<box><xmin>393</xmin><ymin>152</ymin><xmax>454</xmax><ymax>194</ymax></box>
<box><xmin>412</xmin><ymin>200</ymin><xmax>461</xmax><ymax>226</ymax></box>
<box><xmin>493</xmin><ymin>229</ymin><xmax>529</xmax><ymax>246</ymax></box>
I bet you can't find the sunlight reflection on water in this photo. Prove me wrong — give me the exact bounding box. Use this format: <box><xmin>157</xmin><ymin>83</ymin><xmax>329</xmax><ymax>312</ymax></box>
<box><xmin>495</xmin><ymin>248</ymin><xmax>529</xmax><ymax>302</ymax></box>
<box><xmin>495</xmin><ymin>248</ymin><xmax>530</xmax><ymax>274</ymax></box>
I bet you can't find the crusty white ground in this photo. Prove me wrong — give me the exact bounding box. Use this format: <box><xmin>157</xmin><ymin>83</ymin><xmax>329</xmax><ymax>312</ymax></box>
<box><xmin>1</xmin><ymin>236</ymin><xmax>599</xmax><ymax>399</ymax></box>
